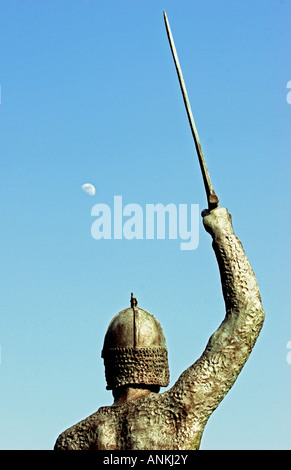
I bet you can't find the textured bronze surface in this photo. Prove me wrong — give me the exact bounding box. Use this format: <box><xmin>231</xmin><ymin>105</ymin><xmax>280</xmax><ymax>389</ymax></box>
<box><xmin>54</xmin><ymin>207</ymin><xmax>265</xmax><ymax>450</ymax></box>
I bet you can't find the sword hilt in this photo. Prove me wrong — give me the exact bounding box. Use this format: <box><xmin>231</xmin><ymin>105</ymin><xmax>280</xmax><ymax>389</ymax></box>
<box><xmin>208</xmin><ymin>191</ymin><xmax>219</xmax><ymax>210</ymax></box>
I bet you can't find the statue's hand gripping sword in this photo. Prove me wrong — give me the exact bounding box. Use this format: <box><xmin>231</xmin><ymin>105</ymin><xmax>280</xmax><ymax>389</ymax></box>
<box><xmin>163</xmin><ymin>10</ymin><xmax>219</xmax><ymax>210</ymax></box>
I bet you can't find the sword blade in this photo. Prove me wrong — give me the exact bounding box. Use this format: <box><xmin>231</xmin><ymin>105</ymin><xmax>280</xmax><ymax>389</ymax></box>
<box><xmin>163</xmin><ymin>10</ymin><xmax>219</xmax><ymax>209</ymax></box>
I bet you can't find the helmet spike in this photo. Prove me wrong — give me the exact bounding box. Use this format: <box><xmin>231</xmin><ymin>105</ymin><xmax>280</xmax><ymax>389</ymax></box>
<box><xmin>130</xmin><ymin>292</ymin><xmax>138</xmax><ymax>308</ymax></box>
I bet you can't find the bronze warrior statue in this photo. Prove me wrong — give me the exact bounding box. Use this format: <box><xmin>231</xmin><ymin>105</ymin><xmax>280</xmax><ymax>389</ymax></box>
<box><xmin>54</xmin><ymin>207</ymin><xmax>265</xmax><ymax>450</ymax></box>
<box><xmin>54</xmin><ymin>12</ymin><xmax>265</xmax><ymax>450</ymax></box>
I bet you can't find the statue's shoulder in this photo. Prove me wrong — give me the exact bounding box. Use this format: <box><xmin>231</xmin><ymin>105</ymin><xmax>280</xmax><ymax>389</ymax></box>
<box><xmin>54</xmin><ymin>407</ymin><xmax>108</xmax><ymax>450</ymax></box>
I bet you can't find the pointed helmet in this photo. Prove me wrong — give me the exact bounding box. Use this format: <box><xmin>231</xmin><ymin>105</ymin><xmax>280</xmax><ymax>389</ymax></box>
<box><xmin>101</xmin><ymin>294</ymin><xmax>170</xmax><ymax>390</ymax></box>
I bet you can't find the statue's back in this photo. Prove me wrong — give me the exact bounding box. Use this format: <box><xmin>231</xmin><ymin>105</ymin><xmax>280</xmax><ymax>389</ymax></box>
<box><xmin>55</xmin><ymin>390</ymin><xmax>203</xmax><ymax>450</ymax></box>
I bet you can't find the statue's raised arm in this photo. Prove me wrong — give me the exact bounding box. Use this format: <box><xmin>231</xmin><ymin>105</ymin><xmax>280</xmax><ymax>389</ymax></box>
<box><xmin>165</xmin><ymin>206</ymin><xmax>265</xmax><ymax>446</ymax></box>
<box><xmin>163</xmin><ymin>12</ymin><xmax>264</xmax><ymax>439</ymax></box>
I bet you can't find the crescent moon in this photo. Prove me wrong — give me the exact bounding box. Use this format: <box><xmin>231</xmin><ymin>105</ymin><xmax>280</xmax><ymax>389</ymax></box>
<box><xmin>82</xmin><ymin>183</ymin><xmax>96</xmax><ymax>196</ymax></box>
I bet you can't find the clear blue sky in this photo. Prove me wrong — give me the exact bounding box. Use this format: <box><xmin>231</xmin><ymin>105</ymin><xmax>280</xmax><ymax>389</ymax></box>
<box><xmin>0</xmin><ymin>0</ymin><xmax>290</xmax><ymax>450</ymax></box>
